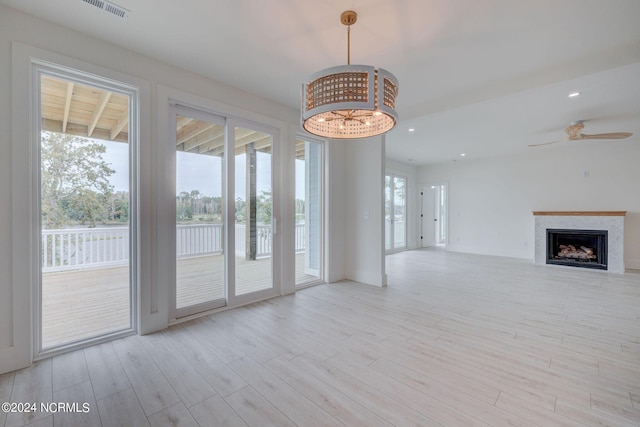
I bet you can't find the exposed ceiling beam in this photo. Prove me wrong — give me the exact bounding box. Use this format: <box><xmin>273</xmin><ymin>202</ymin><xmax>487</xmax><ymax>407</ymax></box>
<box><xmin>62</xmin><ymin>82</ymin><xmax>74</xmax><ymax>133</ymax></box>
<box><xmin>88</xmin><ymin>91</ymin><xmax>111</xmax><ymax>137</ymax></box>
<box><xmin>177</xmin><ymin>120</ymin><xmax>217</xmax><ymax>145</ymax></box>
<box><xmin>234</xmin><ymin>131</ymin><xmax>266</xmax><ymax>147</ymax></box>
<box><xmin>110</xmin><ymin>109</ymin><xmax>129</xmax><ymax>140</ymax></box>
<box><xmin>184</xmin><ymin>127</ymin><xmax>224</xmax><ymax>152</ymax></box>
<box><xmin>41</xmin><ymin>118</ymin><xmax>128</xmax><ymax>143</ymax></box>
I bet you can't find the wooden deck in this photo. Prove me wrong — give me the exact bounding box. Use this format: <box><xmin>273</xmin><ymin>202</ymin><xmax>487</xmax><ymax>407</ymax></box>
<box><xmin>42</xmin><ymin>253</ymin><xmax>315</xmax><ymax>348</ymax></box>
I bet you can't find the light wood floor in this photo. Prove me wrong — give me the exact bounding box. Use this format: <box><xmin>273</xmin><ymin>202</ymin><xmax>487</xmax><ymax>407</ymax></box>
<box><xmin>3</xmin><ymin>249</ymin><xmax>640</xmax><ymax>426</ymax></box>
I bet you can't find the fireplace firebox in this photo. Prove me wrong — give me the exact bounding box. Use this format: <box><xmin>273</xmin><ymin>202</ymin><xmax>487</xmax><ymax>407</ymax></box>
<box><xmin>546</xmin><ymin>229</ymin><xmax>608</xmax><ymax>270</ymax></box>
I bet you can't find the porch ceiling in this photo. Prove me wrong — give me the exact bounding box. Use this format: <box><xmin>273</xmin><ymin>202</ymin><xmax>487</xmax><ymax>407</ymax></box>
<box><xmin>42</xmin><ymin>74</ymin><xmax>306</xmax><ymax>158</ymax></box>
<box><xmin>41</xmin><ymin>75</ymin><xmax>129</xmax><ymax>143</ymax></box>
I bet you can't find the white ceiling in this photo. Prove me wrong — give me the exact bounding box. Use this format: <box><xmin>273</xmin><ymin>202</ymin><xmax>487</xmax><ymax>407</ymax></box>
<box><xmin>3</xmin><ymin>0</ymin><xmax>639</xmax><ymax>165</ymax></box>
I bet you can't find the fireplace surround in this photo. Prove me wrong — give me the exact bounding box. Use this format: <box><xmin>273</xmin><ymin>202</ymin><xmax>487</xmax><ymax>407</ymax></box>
<box><xmin>533</xmin><ymin>211</ymin><xmax>625</xmax><ymax>273</ymax></box>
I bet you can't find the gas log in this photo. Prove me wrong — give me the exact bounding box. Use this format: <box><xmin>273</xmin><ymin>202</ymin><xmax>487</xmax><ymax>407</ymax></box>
<box><xmin>557</xmin><ymin>245</ymin><xmax>596</xmax><ymax>260</ymax></box>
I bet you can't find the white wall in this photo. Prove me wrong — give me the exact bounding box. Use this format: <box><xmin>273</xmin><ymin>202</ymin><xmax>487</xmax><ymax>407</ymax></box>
<box><xmin>418</xmin><ymin>139</ymin><xmax>640</xmax><ymax>268</ymax></box>
<box><xmin>325</xmin><ymin>141</ymin><xmax>348</xmax><ymax>282</ymax></box>
<box><xmin>0</xmin><ymin>10</ymin><xmax>12</xmax><ymax>364</ymax></box>
<box><xmin>344</xmin><ymin>137</ymin><xmax>387</xmax><ymax>286</ymax></box>
<box><xmin>385</xmin><ymin>159</ymin><xmax>419</xmax><ymax>250</ymax></box>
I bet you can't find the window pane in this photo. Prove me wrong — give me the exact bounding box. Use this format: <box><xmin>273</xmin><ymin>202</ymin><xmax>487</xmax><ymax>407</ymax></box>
<box><xmin>234</xmin><ymin>127</ymin><xmax>273</xmax><ymax>295</ymax></box>
<box><xmin>295</xmin><ymin>139</ymin><xmax>322</xmax><ymax>285</ymax></box>
<box><xmin>385</xmin><ymin>175</ymin><xmax>392</xmax><ymax>250</ymax></box>
<box><xmin>40</xmin><ymin>74</ymin><xmax>131</xmax><ymax>349</ymax></box>
<box><xmin>175</xmin><ymin>114</ymin><xmax>225</xmax><ymax>309</ymax></box>
<box><xmin>393</xmin><ymin>176</ymin><xmax>406</xmax><ymax>249</ymax></box>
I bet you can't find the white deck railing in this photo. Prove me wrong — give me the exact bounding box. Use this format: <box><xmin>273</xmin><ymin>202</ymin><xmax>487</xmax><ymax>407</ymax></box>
<box><xmin>176</xmin><ymin>224</ymin><xmax>224</xmax><ymax>259</ymax></box>
<box><xmin>42</xmin><ymin>227</ymin><xmax>129</xmax><ymax>273</ymax></box>
<box><xmin>42</xmin><ymin>223</ymin><xmax>307</xmax><ymax>272</ymax></box>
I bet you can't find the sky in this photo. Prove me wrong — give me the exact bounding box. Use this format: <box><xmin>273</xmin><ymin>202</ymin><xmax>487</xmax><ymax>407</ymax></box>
<box><xmin>101</xmin><ymin>140</ymin><xmax>306</xmax><ymax>199</ymax></box>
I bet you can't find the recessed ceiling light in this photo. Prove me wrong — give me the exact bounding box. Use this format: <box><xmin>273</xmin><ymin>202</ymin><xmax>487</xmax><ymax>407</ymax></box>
<box><xmin>460</xmin><ymin>153</ymin><xmax>466</xmax><ymax>157</ymax></box>
<box><xmin>568</xmin><ymin>92</ymin><xmax>581</xmax><ymax>98</ymax></box>
<box><xmin>408</xmin><ymin>128</ymin><xmax>415</xmax><ymax>132</ymax></box>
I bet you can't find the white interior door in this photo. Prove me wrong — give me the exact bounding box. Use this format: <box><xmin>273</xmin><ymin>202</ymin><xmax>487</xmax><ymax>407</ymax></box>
<box><xmin>421</xmin><ymin>187</ymin><xmax>436</xmax><ymax>247</ymax></box>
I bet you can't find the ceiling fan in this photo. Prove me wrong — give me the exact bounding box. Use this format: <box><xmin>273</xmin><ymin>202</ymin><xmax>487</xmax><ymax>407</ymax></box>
<box><xmin>529</xmin><ymin>121</ymin><xmax>633</xmax><ymax>147</ymax></box>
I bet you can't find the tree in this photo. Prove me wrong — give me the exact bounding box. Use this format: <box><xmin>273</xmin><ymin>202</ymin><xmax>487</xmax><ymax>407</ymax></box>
<box><xmin>107</xmin><ymin>191</ymin><xmax>129</xmax><ymax>222</ymax></box>
<box><xmin>41</xmin><ymin>132</ymin><xmax>115</xmax><ymax>228</ymax></box>
<box><xmin>256</xmin><ymin>190</ymin><xmax>272</xmax><ymax>224</ymax></box>
<box><xmin>235</xmin><ymin>197</ymin><xmax>246</xmax><ymax>223</ymax></box>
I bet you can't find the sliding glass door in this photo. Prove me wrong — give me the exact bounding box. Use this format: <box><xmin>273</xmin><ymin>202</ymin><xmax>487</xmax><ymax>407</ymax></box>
<box><xmin>233</xmin><ymin>125</ymin><xmax>274</xmax><ymax>295</ymax></box>
<box><xmin>173</xmin><ymin>106</ymin><xmax>226</xmax><ymax>317</ymax></box>
<box><xmin>172</xmin><ymin>108</ymin><xmax>278</xmax><ymax>317</ymax></box>
<box><xmin>38</xmin><ymin>70</ymin><xmax>136</xmax><ymax>351</ymax></box>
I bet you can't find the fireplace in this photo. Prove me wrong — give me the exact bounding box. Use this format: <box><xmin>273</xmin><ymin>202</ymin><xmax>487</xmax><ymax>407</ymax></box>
<box><xmin>546</xmin><ymin>229</ymin><xmax>607</xmax><ymax>270</ymax></box>
<box><xmin>533</xmin><ymin>211</ymin><xmax>625</xmax><ymax>274</ymax></box>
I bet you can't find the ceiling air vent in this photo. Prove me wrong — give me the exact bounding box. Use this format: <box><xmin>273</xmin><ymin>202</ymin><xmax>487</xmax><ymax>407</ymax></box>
<box><xmin>81</xmin><ymin>0</ymin><xmax>129</xmax><ymax>19</ymax></box>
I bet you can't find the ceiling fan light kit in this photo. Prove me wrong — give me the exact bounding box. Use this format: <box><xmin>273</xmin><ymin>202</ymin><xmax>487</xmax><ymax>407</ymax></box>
<box><xmin>529</xmin><ymin>121</ymin><xmax>633</xmax><ymax>147</ymax></box>
<box><xmin>301</xmin><ymin>10</ymin><xmax>399</xmax><ymax>139</ymax></box>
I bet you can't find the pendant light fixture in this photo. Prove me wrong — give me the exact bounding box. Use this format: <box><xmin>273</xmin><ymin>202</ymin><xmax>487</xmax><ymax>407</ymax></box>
<box><xmin>301</xmin><ymin>10</ymin><xmax>399</xmax><ymax>139</ymax></box>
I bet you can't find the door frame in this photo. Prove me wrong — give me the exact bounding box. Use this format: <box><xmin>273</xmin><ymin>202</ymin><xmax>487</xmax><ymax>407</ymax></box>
<box><xmin>31</xmin><ymin>59</ymin><xmax>140</xmax><ymax>359</ymax></box>
<box><xmin>226</xmin><ymin>117</ymin><xmax>281</xmax><ymax>308</ymax></box>
<box><xmin>421</xmin><ymin>183</ymin><xmax>449</xmax><ymax>248</ymax></box>
<box><xmin>168</xmin><ymin>108</ymin><xmax>281</xmax><ymax>320</ymax></box>
<box><xmin>170</xmin><ymin>104</ymin><xmax>228</xmax><ymax>319</ymax></box>
<box><xmin>385</xmin><ymin>173</ymin><xmax>408</xmax><ymax>253</ymax></box>
<box><xmin>294</xmin><ymin>135</ymin><xmax>326</xmax><ymax>288</ymax></box>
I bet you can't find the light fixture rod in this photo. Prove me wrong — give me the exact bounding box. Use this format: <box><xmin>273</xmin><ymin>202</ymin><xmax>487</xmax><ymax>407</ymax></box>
<box><xmin>341</xmin><ymin>10</ymin><xmax>357</xmax><ymax>65</ymax></box>
<box><xmin>347</xmin><ymin>25</ymin><xmax>351</xmax><ymax>65</ymax></box>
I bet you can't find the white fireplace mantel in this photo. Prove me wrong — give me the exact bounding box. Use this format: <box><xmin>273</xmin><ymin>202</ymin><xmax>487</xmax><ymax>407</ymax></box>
<box><xmin>533</xmin><ymin>211</ymin><xmax>626</xmax><ymax>273</ymax></box>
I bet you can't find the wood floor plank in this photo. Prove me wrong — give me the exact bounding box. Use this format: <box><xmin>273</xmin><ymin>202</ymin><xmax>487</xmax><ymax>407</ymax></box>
<box><xmin>235</xmin><ymin>304</ymin><xmax>337</xmax><ymax>361</ymax></box>
<box><xmin>23</xmin><ymin>417</ymin><xmax>53</xmax><ymax>427</ymax></box>
<box><xmin>188</xmin><ymin>395</ymin><xmax>248</xmax><ymax>427</ymax></box>
<box><xmin>229</xmin><ymin>356</ymin><xmax>342</xmax><ymax>427</ymax></box>
<box><xmin>52</xmin><ymin>350</ymin><xmax>90</xmax><ymax>392</ymax></box>
<box><xmin>147</xmin><ymin>402</ymin><xmax>198</xmax><ymax>427</ymax></box>
<box><xmin>224</xmin><ymin>386</ymin><xmax>297</xmax><ymax>427</ymax></box>
<box><xmin>160</xmin><ymin>325</ymin><xmax>247</xmax><ymax>397</ymax></box>
<box><xmin>368</xmin><ymin>356</ymin><xmax>540</xmax><ymax>427</ymax></box>
<box><xmin>555</xmin><ymin>396</ymin><xmax>636</xmax><ymax>427</ymax></box>
<box><xmin>83</xmin><ymin>342</ymin><xmax>131</xmax><ymax>401</ymax></box>
<box><xmin>96</xmin><ymin>388</ymin><xmax>149</xmax><ymax>427</ymax></box>
<box><xmin>6</xmin><ymin>360</ymin><xmax>52</xmax><ymax>427</ymax></box>
<box><xmin>589</xmin><ymin>390</ymin><xmax>640</xmax><ymax>424</ymax></box>
<box><xmin>326</xmin><ymin>352</ymin><xmax>491</xmax><ymax>427</ymax></box>
<box><xmin>631</xmin><ymin>392</ymin><xmax>640</xmax><ymax>409</ymax></box>
<box><xmin>138</xmin><ymin>332</ymin><xmax>217</xmax><ymax>408</ymax></box>
<box><xmin>52</xmin><ymin>380</ymin><xmax>100</xmax><ymax>427</ymax></box>
<box><xmin>291</xmin><ymin>352</ymin><xmax>442</xmax><ymax>426</ymax></box>
<box><xmin>0</xmin><ymin>371</ymin><xmax>15</xmax><ymax>427</ymax></box>
<box><xmin>182</xmin><ymin>317</ymin><xmax>246</xmax><ymax>364</ymax></box>
<box><xmin>263</xmin><ymin>356</ymin><xmax>393</xmax><ymax>427</ymax></box>
<box><xmin>495</xmin><ymin>390</ymin><xmax>583</xmax><ymax>426</ymax></box>
<box><xmin>111</xmin><ymin>337</ymin><xmax>180</xmax><ymax>417</ymax></box>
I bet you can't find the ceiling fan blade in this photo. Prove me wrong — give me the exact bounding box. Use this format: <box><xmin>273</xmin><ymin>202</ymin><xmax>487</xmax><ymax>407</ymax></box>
<box><xmin>528</xmin><ymin>139</ymin><xmax>565</xmax><ymax>147</ymax></box>
<box><xmin>577</xmin><ymin>132</ymin><xmax>633</xmax><ymax>140</ymax></box>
